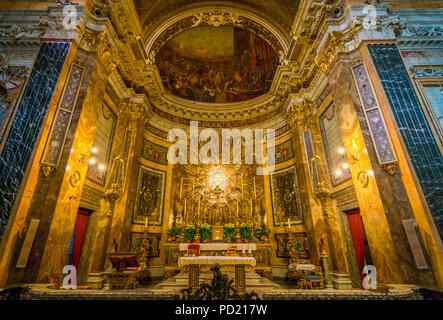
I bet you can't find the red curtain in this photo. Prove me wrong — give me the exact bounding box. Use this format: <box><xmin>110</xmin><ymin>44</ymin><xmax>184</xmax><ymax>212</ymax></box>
<box><xmin>72</xmin><ymin>208</ymin><xmax>91</xmax><ymax>271</ymax></box>
<box><xmin>347</xmin><ymin>209</ymin><xmax>365</xmax><ymax>279</ymax></box>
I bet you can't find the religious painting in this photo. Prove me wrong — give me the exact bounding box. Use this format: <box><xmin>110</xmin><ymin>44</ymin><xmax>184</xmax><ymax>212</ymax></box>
<box><xmin>130</xmin><ymin>232</ymin><xmax>161</xmax><ymax>257</ymax></box>
<box><xmin>170</xmin><ymin>164</ymin><xmax>266</xmax><ymax>228</ymax></box>
<box><xmin>319</xmin><ymin>103</ymin><xmax>351</xmax><ymax>186</ymax></box>
<box><xmin>141</xmin><ymin>138</ymin><xmax>168</xmax><ymax>165</ymax></box>
<box><xmin>156</xmin><ymin>26</ymin><xmax>278</xmax><ymax>103</ymax></box>
<box><xmin>133</xmin><ymin>165</ymin><xmax>166</xmax><ymax>226</ymax></box>
<box><xmin>268</xmin><ymin>138</ymin><xmax>295</xmax><ymax>165</ymax></box>
<box><xmin>269</xmin><ymin>165</ymin><xmax>303</xmax><ymax>226</ymax></box>
<box><xmin>275</xmin><ymin>232</ymin><xmax>309</xmax><ymax>259</ymax></box>
<box><xmin>86</xmin><ymin>103</ymin><xmax>116</xmax><ymax>185</ymax></box>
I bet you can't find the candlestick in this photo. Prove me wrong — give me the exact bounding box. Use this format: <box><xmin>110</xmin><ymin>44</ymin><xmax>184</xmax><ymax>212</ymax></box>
<box><xmin>253</xmin><ymin>177</ymin><xmax>256</xmax><ymax>199</ymax></box>
<box><xmin>145</xmin><ymin>217</ymin><xmax>148</xmax><ymax>228</ymax></box>
<box><xmin>198</xmin><ymin>196</ymin><xmax>201</xmax><ymax>223</ymax></box>
<box><xmin>287</xmin><ymin>218</ymin><xmax>291</xmax><ymax>228</ymax></box>
<box><xmin>184</xmin><ymin>198</ymin><xmax>187</xmax><ymax>219</ymax></box>
<box><xmin>179</xmin><ymin>178</ymin><xmax>183</xmax><ymax>199</ymax></box>
<box><xmin>236</xmin><ymin>198</ymin><xmax>239</xmax><ymax>221</ymax></box>
<box><xmin>242</xmin><ymin>177</ymin><xmax>244</xmax><ymax>197</ymax></box>
<box><xmin>250</xmin><ymin>199</ymin><xmax>253</xmax><ymax>222</ymax></box>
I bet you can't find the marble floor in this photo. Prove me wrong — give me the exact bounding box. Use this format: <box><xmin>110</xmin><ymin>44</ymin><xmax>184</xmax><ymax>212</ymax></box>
<box><xmin>1</xmin><ymin>282</ymin><xmax>434</xmax><ymax>300</ymax></box>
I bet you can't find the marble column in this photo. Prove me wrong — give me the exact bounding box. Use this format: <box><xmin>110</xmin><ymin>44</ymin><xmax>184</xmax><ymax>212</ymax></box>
<box><xmin>325</xmin><ymin>51</ymin><xmax>437</xmax><ymax>286</ymax></box>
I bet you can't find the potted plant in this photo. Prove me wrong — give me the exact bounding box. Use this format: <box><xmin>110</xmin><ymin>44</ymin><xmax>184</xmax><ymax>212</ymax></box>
<box><xmin>255</xmin><ymin>227</ymin><xmax>271</xmax><ymax>241</ymax></box>
<box><xmin>224</xmin><ymin>223</ymin><xmax>235</xmax><ymax>242</ymax></box>
<box><xmin>183</xmin><ymin>224</ymin><xmax>196</xmax><ymax>243</ymax></box>
<box><xmin>200</xmin><ymin>223</ymin><xmax>212</xmax><ymax>243</ymax></box>
<box><xmin>194</xmin><ymin>234</ymin><xmax>201</xmax><ymax>243</ymax></box>
<box><xmin>234</xmin><ymin>234</ymin><xmax>242</xmax><ymax>243</ymax></box>
<box><xmin>240</xmin><ymin>223</ymin><xmax>252</xmax><ymax>242</ymax></box>
<box><xmin>167</xmin><ymin>225</ymin><xmax>181</xmax><ymax>241</ymax></box>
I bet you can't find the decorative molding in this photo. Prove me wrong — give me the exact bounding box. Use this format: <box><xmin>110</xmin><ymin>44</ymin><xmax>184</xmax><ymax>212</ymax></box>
<box><xmin>380</xmin><ymin>162</ymin><xmax>399</xmax><ymax>175</ymax></box>
<box><xmin>69</xmin><ymin>171</ymin><xmax>81</xmax><ymax>187</ymax></box>
<box><xmin>410</xmin><ymin>68</ymin><xmax>443</xmax><ymax>79</ymax></box>
<box><xmin>39</xmin><ymin>164</ymin><xmax>57</xmax><ymax>177</ymax></box>
<box><xmin>357</xmin><ymin>171</ymin><xmax>369</xmax><ymax>188</ymax></box>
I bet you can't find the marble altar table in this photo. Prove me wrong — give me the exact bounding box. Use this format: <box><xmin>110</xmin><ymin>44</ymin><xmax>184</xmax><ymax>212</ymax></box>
<box><xmin>178</xmin><ymin>256</ymin><xmax>256</xmax><ymax>294</ymax></box>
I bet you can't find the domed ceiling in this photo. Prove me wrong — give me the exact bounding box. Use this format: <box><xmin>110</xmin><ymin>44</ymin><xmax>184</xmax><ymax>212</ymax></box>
<box><xmin>156</xmin><ymin>25</ymin><xmax>279</xmax><ymax>103</ymax></box>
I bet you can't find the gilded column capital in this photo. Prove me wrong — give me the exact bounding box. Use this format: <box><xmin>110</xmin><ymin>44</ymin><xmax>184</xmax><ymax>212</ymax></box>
<box><xmin>287</xmin><ymin>99</ymin><xmax>315</xmax><ymax>128</ymax></box>
<box><xmin>119</xmin><ymin>97</ymin><xmax>151</xmax><ymax>124</ymax></box>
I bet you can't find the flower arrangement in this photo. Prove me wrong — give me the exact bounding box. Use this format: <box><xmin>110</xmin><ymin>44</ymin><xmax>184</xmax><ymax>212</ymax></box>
<box><xmin>224</xmin><ymin>223</ymin><xmax>235</xmax><ymax>242</ymax></box>
<box><xmin>167</xmin><ymin>225</ymin><xmax>181</xmax><ymax>241</ymax></box>
<box><xmin>183</xmin><ymin>224</ymin><xmax>196</xmax><ymax>242</ymax></box>
<box><xmin>239</xmin><ymin>223</ymin><xmax>252</xmax><ymax>242</ymax></box>
<box><xmin>254</xmin><ymin>227</ymin><xmax>271</xmax><ymax>241</ymax></box>
<box><xmin>194</xmin><ymin>234</ymin><xmax>201</xmax><ymax>243</ymax></box>
<box><xmin>234</xmin><ymin>234</ymin><xmax>242</xmax><ymax>243</ymax></box>
<box><xmin>200</xmin><ymin>223</ymin><xmax>212</xmax><ymax>242</ymax></box>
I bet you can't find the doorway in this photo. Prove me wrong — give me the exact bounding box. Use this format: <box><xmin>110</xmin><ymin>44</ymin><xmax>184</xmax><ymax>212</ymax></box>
<box><xmin>69</xmin><ymin>207</ymin><xmax>92</xmax><ymax>271</ymax></box>
<box><xmin>346</xmin><ymin>208</ymin><xmax>373</xmax><ymax>279</ymax></box>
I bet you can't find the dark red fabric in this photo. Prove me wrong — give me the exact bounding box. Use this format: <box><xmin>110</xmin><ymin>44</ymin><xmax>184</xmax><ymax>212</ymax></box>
<box><xmin>72</xmin><ymin>208</ymin><xmax>90</xmax><ymax>270</ymax></box>
<box><xmin>347</xmin><ymin>209</ymin><xmax>365</xmax><ymax>279</ymax></box>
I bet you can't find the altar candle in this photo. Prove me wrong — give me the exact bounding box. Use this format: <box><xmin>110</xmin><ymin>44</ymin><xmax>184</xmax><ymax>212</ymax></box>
<box><xmin>288</xmin><ymin>218</ymin><xmax>291</xmax><ymax>228</ymax></box>
<box><xmin>250</xmin><ymin>199</ymin><xmax>253</xmax><ymax>219</ymax></box>
<box><xmin>184</xmin><ymin>198</ymin><xmax>187</xmax><ymax>217</ymax></box>
<box><xmin>145</xmin><ymin>217</ymin><xmax>148</xmax><ymax>227</ymax></box>
<box><xmin>179</xmin><ymin>178</ymin><xmax>183</xmax><ymax>198</ymax></box>
<box><xmin>253</xmin><ymin>177</ymin><xmax>256</xmax><ymax>198</ymax></box>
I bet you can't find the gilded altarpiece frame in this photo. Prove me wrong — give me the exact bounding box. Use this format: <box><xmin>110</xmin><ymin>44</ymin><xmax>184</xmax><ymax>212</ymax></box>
<box><xmin>269</xmin><ymin>165</ymin><xmax>303</xmax><ymax>226</ymax></box>
<box><xmin>41</xmin><ymin>63</ymin><xmax>84</xmax><ymax>167</ymax></box>
<box><xmin>133</xmin><ymin>165</ymin><xmax>166</xmax><ymax>226</ymax></box>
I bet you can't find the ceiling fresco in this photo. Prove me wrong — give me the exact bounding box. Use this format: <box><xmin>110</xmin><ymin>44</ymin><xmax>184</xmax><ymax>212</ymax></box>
<box><xmin>156</xmin><ymin>26</ymin><xmax>279</xmax><ymax>103</ymax></box>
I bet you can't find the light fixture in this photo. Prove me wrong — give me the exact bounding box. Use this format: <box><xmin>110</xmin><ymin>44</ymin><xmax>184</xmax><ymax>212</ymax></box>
<box><xmin>98</xmin><ymin>164</ymin><xmax>105</xmax><ymax>171</ymax></box>
<box><xmin>342</xmin><ymin>162</ymin><xmax>349</xmax><ymax>169</ymax></box>
<box><xmin>66</xmin><ymin>165</ymin><xmax>71</xmax><ymax>171</ymax></box>
<box><xmin>368</xmin><ymin>170</ymin><xmax>374</xmax><ymax>176</ymax></box>
<box><xmin>91</xmin><ymin>147</ymin><xmax>97</xmax><ymax>154</ymax></box>
<box><xmin>338</xmin><ymin>147</ymin><xmax>345</xmax><ymax>155</ymax></box>
<box><xmin>363</xmin><ymin>148</ymin><xmax>368</xmax><ymax>154</ymax></box>
<box><xmin>70</xmin><ymin>148</ymin><xmax>74</xmax><ymax>153</ymax></box>
<box><xmin>335</xmin><ymin>169</ymin><xmax>343</xmax><ymax>176</ymax></box>
<box><xmin>89</xmin><ymin>158</ymin><xmax>96</xmax><ymax>164</ymax></box>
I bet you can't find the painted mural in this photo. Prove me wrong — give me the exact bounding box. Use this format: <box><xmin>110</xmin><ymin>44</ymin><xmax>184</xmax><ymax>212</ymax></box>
<box><xmin>269</xmin><ymin>165</ymin><xmax>303</xmax><ymax>226</ymax></box>
<box><xmin>141</xmin><ymin>138</ymin><xmax>168</xmax><ymax>165</ymax></box>
<box><xmin>157</xmin><ymin>26</ymin><xmax>279</xmax><ymax>103</ymax></box>
<box><xmin>133</xmin><ymin>165</ymin><xmax>166</xmax><ymax>226</ymax></box>
<box><xmin>268</xmin><ymin>138</ymin><xmax>295</xmax><ymax>164</ymax></box>
<box><xmin>275</xmin><ymin>232</ymin><xmax>309</xmax><ymax>259</ymax></box>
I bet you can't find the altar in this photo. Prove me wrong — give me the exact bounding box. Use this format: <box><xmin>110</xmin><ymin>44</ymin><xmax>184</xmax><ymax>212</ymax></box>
<box><xmin>178</xmin><ymin>256</ymin><xmax>257</xmax><ymax>294</ymax></box>
<box><xmin>164</xmin><ymin>242</ymin><xmax>273</xmax><ymax>280</ymax></box>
